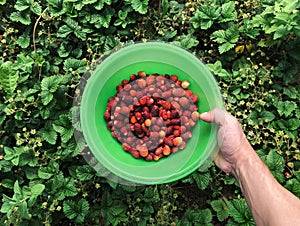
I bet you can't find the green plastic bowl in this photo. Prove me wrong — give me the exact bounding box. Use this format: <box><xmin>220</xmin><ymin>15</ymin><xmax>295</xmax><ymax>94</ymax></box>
<box><xmin>80</xmin><ymin>42</ymin><xmax>223</xmax><ymax>184</ymax></box>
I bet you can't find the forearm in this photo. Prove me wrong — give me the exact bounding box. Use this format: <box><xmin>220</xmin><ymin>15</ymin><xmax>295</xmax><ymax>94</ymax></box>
<box><xmin>232</xmin><ymin>142</ymin><xmax>300</xmax><ymax>226</ymax></box>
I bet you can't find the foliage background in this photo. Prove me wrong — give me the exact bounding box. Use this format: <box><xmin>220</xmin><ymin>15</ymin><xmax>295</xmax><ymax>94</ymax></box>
<box><xmin>0</xmin><ymin>0</ymin><xmax>299</xmax><ymax>225</ymax></box>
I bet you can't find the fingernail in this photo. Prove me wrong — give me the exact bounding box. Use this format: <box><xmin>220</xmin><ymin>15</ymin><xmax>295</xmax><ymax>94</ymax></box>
<box><xmin>199</xmin><ymin>112</ymin><xmax>208</xmax><ymax>119</ymax></box>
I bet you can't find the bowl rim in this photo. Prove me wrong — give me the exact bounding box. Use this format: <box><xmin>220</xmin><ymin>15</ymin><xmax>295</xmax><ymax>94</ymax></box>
<box><xmin>79</xmin><ymin>41</ymin><xmax>224</xmax><ymax>185</ymax></box>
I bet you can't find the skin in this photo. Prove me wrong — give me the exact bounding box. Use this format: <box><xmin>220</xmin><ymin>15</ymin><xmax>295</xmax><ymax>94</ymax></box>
<box><xmin>200</xmin><ymin>108</ymin><xmax>300</xmax><ymax>226</ymax></box>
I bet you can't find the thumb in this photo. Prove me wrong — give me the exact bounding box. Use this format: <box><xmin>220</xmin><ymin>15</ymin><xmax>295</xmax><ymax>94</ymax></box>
<box><xmin>199</xmin><ymin>108</ymin><xmax>227</xmax><ymax>126</ymax></box>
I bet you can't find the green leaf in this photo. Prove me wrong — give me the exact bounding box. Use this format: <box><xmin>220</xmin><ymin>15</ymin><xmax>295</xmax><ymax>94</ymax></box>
<box><xmin>177</xmin><ymin>35</ymin><xmax>199</xmax><ymax>49</ymax></box>
<box><xmin>1</xmin><ymin>179</ymin><xmax>14</xmax><ymax>189</ymax></box>
<box><xmin>73</xmin><ymin>1</ymin><xmax>84</xmax><ymax>10</ymax></box>
<box><xmin>211</xmin><ymin>24</ymin><xmax>239</xmax><ymax>44</ymax></box>
<box><xmin>211</xmin><ymin>30</ymin><xmax>227</xmax><ymax>43</ymax></box>
<box><xmin>0</xmin><ymin>61</ymin><xmax>19</xmax><ymax>95</ymax></box>
<box><xmin>95</xmin><ymin>0</ymin><xmax>112</xmax><ymax>10</ymax></box>
<box><xmin>232</xmin><ymin>87</ymin><xmax>241</xmax><ymax>96</ymax></box>
<box><xmin>201</xmin><ymin>20</ymin><xmax>214</xmax><ymax>30</ymax></box>
<box><xmin>100</xmin><ymin>191</ymin><xmax>127</xmax><ymax>225</ymax></box>
<box><xmin>211</xmin><ymin>198</ymin><xmax>229</xmax><ymax>221</ymax></box>
<box><xmin>101</xmin><ymin>191</ymin><xmax>113</xmax><ymax>207</ymax></box>
<box><xmin>19</xmin><ymin>201</ymin><xmax>31</xmax><ymax>219</ymax></box>
<box><xmin>50</xmin><ymin>174</ymin><xmax>78</xmax><ymax>200</ymax></box>
<box><xmin>182</xmin><ymin>209</ymin><xmax>213</xmax><ymax>226</ymax></box>
<box><xmin>63</xmin><ymin>199</ymin><xmax>89</xmax><ymax>223</ymax></box>
<box><xmin>40</xmin><ymin>125</ymin><xmax>58</xmax><ymax>144</ymax></box>
<box><xmin>4</xmin><ymin>147</ymin><xmax>24</xmax><ymax>166</ymax></box>
<box><xmin>41</xmin><ymin>90</ymin><xmax>53</xmax><ymax>105</ymax></box>
<box><xmin>110</xmin><ymin>202</ymin><xmax>128</xmax><ymax>216</ymax></box>
<box><xmin>57</xmin><ymin>25</ymin><xmax>73</xmax><ymax>38</ymax></box>
<box><xmin>221</xmin><ymin>1</ymin><xmax>235</xmax><ymax>22</ymax></box>
<box><xmin>121</xmin><ymin>184</ymin><xmax>136</xmax><ymax>192</ymax></box>
<box><xmin>275</xmin><ymin>100</ymin><xmax>297</xmax><ymax>117</ymax></box>
<box><xmin>190</xmin><ymin>5</ymin><xmax>220</xmax><ymax>30</ymax></box>
<box><xmin>192</xmin><ymin>171</ymin><xmax>210</xmax><ymax>190</ymax></box>
<box><xmin>75</xmin><ymin>199</ymin><xmax>90</xmax><ymax>215</ymax></box>
<box><xmin>228</xmin><ymin>199</ymin><xmax>254</xmax><ymax>224</ymax></box>
<box><xmin>38</xmin><ymin>169</ymin><xmax>54</xmax><ymax>180</ymax></box>
<box><xmin>63</xmin><ymin>58</ymin><xmax>87</xmax><ymax>73</ymax></box>
<box><xmin>38</xmin><ymin>160</ymin><xmax>59</xmax><ymax>179</ymax></box>
<box><xmin>0</xmin><ymin>0</ymin><xmax>6</xmax><ymax>5</ymax></box>
<box><xmin>143</xmin><ymin>205</ymin><xmax>154</xmax><ymax>214</ymax></box>
<box><xmin>98</xmin><ymin>14</ymin><xmax>112</xmax><ymax>29</ymax></box>
<box><xmin>63</xmin><ymin>178</ymin><xmax>78</xmax><ymax>198</ymax></box>
<box><xmin>143</xmin><ymin>187</ymin><xmax>160</xmax><ymax>203</ymax></box>
<box><xmin>207</xmin><ymin>61</ymin><xmax>230</xmax><ymax>77</ymax></box>
<box><xmin>53</xmin><ymin>114</ymin><xmax>73</xmax><ymax>143</ymax></box>
<box><xmin>15</xmin><ymin>0</ymin><xmax>32</xmax><ymax>11</ymax></box>
<box><xmin>61</xmin><ymin>138</ymin><xmax>81</xmax><ymax>158</ymax></box>
<box><xmin>115</xmin><ymin>9</ymin><xmax>128</xmax><ymax>22</ymax></box>
<box><xmin>103</xmin><ymin>36</ymin><xmax>121</xmax><ymax>53</ymax></box>
<box><xmin>10</xmin><ymin>11</ymin><xmax>31</xmax><ymax>25</ymax></box>
<box><xmin>273</xmin><ymin>12</ymin><xmax>290</xmax><ymax>23</ymax></box>
<box><xmin>130</xmin><ymin>0</ymin><xmax>149</xmax><ymax>14</ymax></box>
<box><xmin>198</xmin><ymin>209</ymin><xmax>213</xmax><ymax>226</ymax></box>
<box><xmin>82</xmin><ymin>0</ymin><xmax>97</xmax><ymax>4</ymax></box>
<box><xmin>24</xmin><ymin>167</ymin><xmax>39</xmax><ymax>180</ymax></box>
<box><xmin>41</xmin><ymin>75</ymin><xmax>61</xmax><ymax>92</ymax></box>
<box><xmin>74</xmin><ymin>28</ymin><xmax>87</xmax><ymax>40</ymax></box>
<box><xmin>283</xmin><ymin>87</ymin><xmax>298</xmax><ymax>99</ymax></box>
<box><xmin>49</xmin><ymin>173</ymin><xmax>64</xmax><ymax>190</ymax></box>
<box><xmin>57</xmin><ymin>17</ymin><xmax>87</xmax><ymax>40</ymax></box>
<box><xmin>19</xmin><ymin>149</ymin><xmax>38</xmax><ymax>167</ymax></box>
<box><xmin>76</xmin><ymin>165</ymin><xmax>94</xmax><ymax>181</ymax></box>
<box><xmin>162</xmin><ymin>30</ymin><xmax>177</xmax><ymax>41</ymax></box>
<box><xmin>16</xmin><ymin>32</ymin><xmax>31</xmax><ymax>48</ymax></box>
<box><xmin>198</xmin><ymin>5</ymin><xmax>220</xmax><ymax>19</ymax></box>
<box><xmin>30</xmin><ymin>1</ymin><xmax>42</xmax><ymax>15</ymax></box>
<box><xmin>273</xmin><ymin>25</ymin><xmax>289</xmax><ymax>39</ymax></box>
<box><xmin>260</xmin><ymin>111</ymin><xmax>275</xmax><ymax>122</ymax></box>
<box><xmin>1</xmin><ymin>194</ymin><xmax>16</xmax><ymax>217</ymax></box>
<box><xmin>0</xmin><ymin>160</ymin><xmax>14</xmax><ymax>173</ymax></box>
<box><xmin>295</xmin><ymin>109</ymin><xmax>300</xmax><ymax>119</ymax></box>
<box><xmin>14</xmin><ymin>53</ymin><xmax>34</xmax><ymax>72</ymax></box>
<box><xmin>47</xmin><ymin>0</ymin><xmax>66</xmax><ymax>16</ymax></box>
<box><xmin>54</xmin><ymin>125</ymin><xmax>73</xmax><ymax>143</ymax></box>
<box><xmin>90</xmin><ymin>7</ymin><xmax>114</xmax><ymax>29</ymax></box>
<box><xmin>31</xmin><ymin>184</ymin><xmax>45</xmax><ymax>197</ymax></box>
<box><xmin>63</xmin><ymin>200</ymin><xmax>78</xmax><ymax>220</ymax></box>
<box><xmin>285</xmin><ymin>179</ymin><xmax>300</xmax><ymax>198</ymax></box>
<box><xmin>266</xmin><ymin>151</ymin><xmax>285</xmax><ymax>183</ymax></box>
<box><xmin>58</xmin><ymin>41</ymin><xmax>72</xmax><ymax>57</ymax></box>
<box><xmin>161</xmin><ymin>0</ymin><xmax>168</xmax><ymax>15</ymax></box>
<box><xmin>286</xmin><ymin>118</ymin><xmax>300</xmax><ymax>130</ymax></box>
<box><xmin>218</xmin><ymin>42</ymin><xmax>235</xmax><ymax>54</ymax></box>
<box><xmin>226</xmin><ymin>219</ymin><xmax>253</xmax><ymax>226</ymax></box>
<box><xmin>13</xmin><ymin>180</ymin><xmax>22</xmax><ymax>197</ymax></box>
<box><xmin>40</xmin><ymin>75</ymin><xmax>63</xmax><ymax>105</ymax></box>
<box><xmin>241</xmin><ymin>19</ymin><xmax>260</xmax><ymax>39</ymax></box>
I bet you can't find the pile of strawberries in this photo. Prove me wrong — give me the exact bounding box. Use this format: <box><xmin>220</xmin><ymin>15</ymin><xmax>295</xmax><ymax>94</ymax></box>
<box><xmin>104</xmin><ymin>71</ymin><xmax>199</xmax><ymax>161</ymax></box>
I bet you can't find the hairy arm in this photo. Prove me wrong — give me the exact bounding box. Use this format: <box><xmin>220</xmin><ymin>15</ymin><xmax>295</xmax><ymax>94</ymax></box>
<box><xmin>200</xmin><ymin>108</ymin><xmax>300</xmax><ymax>226</ymax></box>
<box><xmin>232</xmin><ymin>141</ymin><xmax>300</xmax><ymax>226</ymax></box>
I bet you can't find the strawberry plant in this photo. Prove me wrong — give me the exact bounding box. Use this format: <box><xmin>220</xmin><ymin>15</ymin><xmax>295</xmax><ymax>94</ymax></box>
<box><xmin>0</xmin><ymin>0</ymin><xmax>299</xmax><ymax>225</ymax></box>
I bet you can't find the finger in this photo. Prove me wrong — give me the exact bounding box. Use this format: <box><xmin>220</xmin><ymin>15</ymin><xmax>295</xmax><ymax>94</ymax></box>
<box><xmin>213</xmin><ymin>153</ymin><xmax>232</xmax><ymax>174</ymax></box>
<box><xmin>199</xmin><ymin>111</ymin><xmax>213</xmax><ymax>122</ymax></box>
<box><xmin>213</xmin><ymin>152</ymin><xmax>222</xmax><ymax>169</ymax></box>
<box><xmin>199</xmin><ymin>108</ymin><xmax>227</xmax><ymax>126</ymax></box>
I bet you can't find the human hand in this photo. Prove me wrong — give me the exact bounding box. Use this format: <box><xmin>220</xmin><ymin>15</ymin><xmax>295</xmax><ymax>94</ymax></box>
<box><xmin>199</xmin><ymin>108</ymin><xmax>251</xmax><ymax>174</ymax></box>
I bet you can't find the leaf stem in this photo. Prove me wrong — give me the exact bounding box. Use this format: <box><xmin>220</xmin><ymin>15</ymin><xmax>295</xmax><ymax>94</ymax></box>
<box><xmin>33</xmin><ymin>7</ymin><xmax>49</xmax><ymax>79</ymax></box>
